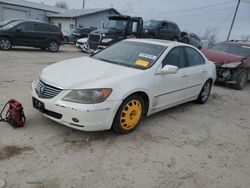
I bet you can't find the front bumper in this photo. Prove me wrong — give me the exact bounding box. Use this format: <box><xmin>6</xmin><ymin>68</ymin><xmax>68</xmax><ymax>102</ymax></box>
<box><xmin>215</xmin><ymin>64</ymin><xmax>237</xmax><ymax>84</ymax></box>
<box><xmin>31</xmin><ymin>81</ymin><xmax>122</xmax><ymax>131</ymax></box>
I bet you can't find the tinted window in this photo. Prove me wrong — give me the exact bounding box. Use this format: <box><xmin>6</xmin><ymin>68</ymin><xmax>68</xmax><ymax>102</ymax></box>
<box><xmin>185</xmin><ymin>47</ymin><xmax>205</xmax><ymax>66</ymax></box>
<box><xmin>168</xmin><ymin>23</ymin><xmax>175</xmax><ymax>30</ymax></box>
<box><xmin>161</xmin><ymin>22</ymin><xmax>168</xmax><ymax>29</ymax></box>
<box><xmin>93</xmin><ymin>41</ymin><xmax>167</xmax><ymax>70</ymax></box>
<box><xmin>16</xmin><ymin>22</ymin><xmax>34</xmax><ymax>31</ymax></box>
<box><xmin>35</xmin><ymin>23</ymin><xmax>58</xmax><ymax>32</ymax></box>
<box><xmin>162</xmin><ymin>47</ymin><xmax>186</xmax><ymax>68</ymax></box>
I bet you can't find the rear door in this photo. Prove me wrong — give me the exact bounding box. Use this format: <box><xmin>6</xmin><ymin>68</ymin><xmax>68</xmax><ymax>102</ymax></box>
<box><xmin>34</xmin><ymin>23</ymin><xmax>59</xmax><ymax>47</ymax></box>
<box><xmin>12</xmin><ymin>22</ymin><xmax>35</xmax><ymax>46</ymax></box>
<box><xmin>158</xmin><ymin>22</ymin><xmax>169</xmax><ymax>39</ymax></box>
<box><xmin>183</xmin><ymin>46</ymin><xmax>207</xmax><ymax>98</ymax></box>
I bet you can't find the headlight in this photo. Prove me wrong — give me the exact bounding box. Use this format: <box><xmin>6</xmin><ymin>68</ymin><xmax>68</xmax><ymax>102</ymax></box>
<box><xmin>102</xmin><ymin>38</ymin><xmax>113</xmax><ymax>43</ymax></box>
<box><xmin>62</xmin><ymin>88</ymin><xmax>112</xmax><ymax>104</ymax></box>
<box><xmin>222</xmin><ymin>61</ymin><xmax>242</xmax><ymax>68</ymax></box>
<box><xmin>145</xmin><ymin>29</ymin><xmax>148</xmax><ymax>33</ymax></box>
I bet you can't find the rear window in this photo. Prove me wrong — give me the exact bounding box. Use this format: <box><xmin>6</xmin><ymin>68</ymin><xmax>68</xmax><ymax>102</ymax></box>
<box><xmin>35</xmin><ymin>23</ymin><xmax>58</xmax><ymax>32</ymax></box>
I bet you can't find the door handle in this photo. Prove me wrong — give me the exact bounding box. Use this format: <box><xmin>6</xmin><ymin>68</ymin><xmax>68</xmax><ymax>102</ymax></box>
<box><xmin>202</xmin><ymin>69</ymin><xmax>207</xmax><ymax>73</ymax></box>
<box><xmin>181</xmin><ymin>73</ymin><xmax>188</xmax><ymax>77</ymax></box>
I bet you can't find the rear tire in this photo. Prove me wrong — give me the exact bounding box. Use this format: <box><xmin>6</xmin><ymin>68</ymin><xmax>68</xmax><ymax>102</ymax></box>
<box><xmin>0</xmin><ymin>37</ymin><xmax>12</xmax><ymax>51</ymax></box>
<box><xmin>48</xmin><ymin>41</ymin><xmax>59</xmax><ymax>52</ymax></box>
<box><xmin>112</xmin><ymin>95</ymin><xmax>145</xmax><ymax>134</ymax></box>
<box><xmin>232</xmin><ymin>70</ymin><xmax>248</xmax><ymax>90</ymax></box>
<box><xmin>196</xmin><ymin>80</ymin><xmax>212</xmax><ymax>104</ymax></box>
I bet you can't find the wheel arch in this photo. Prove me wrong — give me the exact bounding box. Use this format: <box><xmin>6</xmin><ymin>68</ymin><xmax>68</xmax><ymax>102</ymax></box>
<box><xmin>122</xmin><ymin>91</ymin><xmax>150</xmax><ymax>117</ymax></box>
<box><xmin>0</xmin><ymin>36</ymin><xmax>14</xmax><ymax>45</ymax></box>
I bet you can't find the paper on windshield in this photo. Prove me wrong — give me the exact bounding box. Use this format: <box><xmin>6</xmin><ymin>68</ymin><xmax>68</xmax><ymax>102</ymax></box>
<box><xmin>135</xmin><ymin>59</ymin><xmax>150</xmax><ymax>68</ymax></box>
<box><xmin>139</xmin><ymin>53</ymin><xmax>157</xmax><ymax>60</ymax></box>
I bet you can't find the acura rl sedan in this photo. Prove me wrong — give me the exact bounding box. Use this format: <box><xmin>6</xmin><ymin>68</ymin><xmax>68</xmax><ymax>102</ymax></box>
<box><xmin>32</xmin><ymin>39</ymin><xmax>216</xmax><ymax>134</ymax></box>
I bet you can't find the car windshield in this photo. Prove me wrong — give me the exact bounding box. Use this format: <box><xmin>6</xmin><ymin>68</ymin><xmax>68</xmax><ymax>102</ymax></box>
<box><xmin>1</xmin><ymin>20</ymin><xmax>23</xmax><ymax>30</ymax></box>
<box><xmin>211</xmin><ymin>43</ymin><xmax>250</xmax><ymax>57</ymax></box>
<box><xmin>104</xmin><ymin>19</ymin><xmax>127</xmax><ymax>31</ymax></box>
<box><xmin>144</xmin><ymin>20</ymin><xmax>161</xmax><ymax>27</ymax></box>
<box><xmin>92</xmin><ymin>41</ymin><xmax>167</xmax><ymax>70</ymax></box>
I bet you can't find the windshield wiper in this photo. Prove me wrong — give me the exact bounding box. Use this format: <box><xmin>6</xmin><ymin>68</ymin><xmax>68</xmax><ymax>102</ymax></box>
<box><xmin>97</xmin><ymin>58</ymin><xmax>118</xmax><ymax>64</ymax></box>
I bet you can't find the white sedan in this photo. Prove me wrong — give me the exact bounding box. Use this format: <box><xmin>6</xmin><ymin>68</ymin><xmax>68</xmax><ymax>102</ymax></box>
<box><xmin>32</xmin><ymin>39</ymin><xmax>216</xmax><ymax>134</ymax></box>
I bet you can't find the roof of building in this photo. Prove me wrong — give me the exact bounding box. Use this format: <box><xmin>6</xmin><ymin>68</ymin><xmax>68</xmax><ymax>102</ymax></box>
<box><xmin>47</xmin><ymin>8</ymin><xmax>120</xmax><ymax>18</ymax></box>
<box><xmin>0</xmin><ymin>0</ymin><xmax>63</xmax><ymax>13</ymax></box>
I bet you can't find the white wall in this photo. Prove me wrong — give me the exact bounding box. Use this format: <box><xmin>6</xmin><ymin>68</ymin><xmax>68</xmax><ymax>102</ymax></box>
<box><xmin>50</xmin><ymin>18</ymin><xmax>76</xmax><ymax>32</ymax></box>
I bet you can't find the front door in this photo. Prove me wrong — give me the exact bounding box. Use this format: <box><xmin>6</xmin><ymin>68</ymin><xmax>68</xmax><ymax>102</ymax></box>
<box><xmin>153</xmin><ymin>47</ymin><xmax>189</xmax><ymax>112</ymax></box>
<box><xmin>12</xmin><ymin>22</ymin><xmax>35</xmax><ymax>46</ymax></box>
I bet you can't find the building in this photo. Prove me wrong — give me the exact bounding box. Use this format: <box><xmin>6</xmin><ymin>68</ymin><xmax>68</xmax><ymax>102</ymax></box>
<box><xmin>48</xmin><ymin>8</ymin><xmax>120</xmax><ymax>32</ymax></box>
<box><xmin>0</xmin><ymin>0</ymin><xmax>63</xmax><ymax>23</ymax></box>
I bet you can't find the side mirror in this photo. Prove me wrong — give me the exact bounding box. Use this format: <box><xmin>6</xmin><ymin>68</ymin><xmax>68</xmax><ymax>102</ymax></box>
<box><xmin>15</xmin><ymin>28</ymin><xmax>21</xmax><ymax>32</ymax></box>
<box><xmin>132</xmin><ymin>22</ymin><xmax>138</xmax><ymax>33</ymax></box>
<box><xmin>159</xmin><ymin>65</ymin><xmax>178</xmax><ymax>75</ymax></box>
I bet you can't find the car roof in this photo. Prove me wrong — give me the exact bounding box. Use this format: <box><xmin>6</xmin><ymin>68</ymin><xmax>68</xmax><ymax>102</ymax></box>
<box><xmin>124</xmin><ymin>38</ymin><xmax>192</xmax><ymax>48</ymax></box>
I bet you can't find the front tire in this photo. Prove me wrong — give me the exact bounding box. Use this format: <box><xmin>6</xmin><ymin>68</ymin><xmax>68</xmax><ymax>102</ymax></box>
<box><xmin>196</xmin><ymin>80</ymin><xmax>212</xmax><ymax>104</ymax></box>
<box><xmin>0</xmin><ymin>37</ymin><xmax>12</xmax><ymax>51</ymax></box>
<box><xmin>233</xmin><ymin>70</ymin><xmax>248</xmax><ymax>90</ymax></box>
<box><xmin>48</xmin><ymin>41</ymin><xmax>59</xmax><ymax>52</ymax></box>
<box><xmin>112</xmin><ymin>95</ymin><xmax>145</xmax><ymax>134</ymax></box>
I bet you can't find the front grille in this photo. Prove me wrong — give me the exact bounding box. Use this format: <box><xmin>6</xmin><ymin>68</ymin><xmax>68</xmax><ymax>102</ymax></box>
<box><xmin>35</xmin><ymin>80</ymin><xmax>62</xmax><ymax>99</ymax></box>
<box><xmin>88</xmin><ymin>33</ymin><xmax>101</xmax><ymax>43</ymax></box>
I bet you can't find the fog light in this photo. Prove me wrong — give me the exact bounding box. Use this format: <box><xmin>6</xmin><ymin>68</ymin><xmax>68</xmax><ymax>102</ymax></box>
<box><xmin>222</xmin><ymin>69</ymin><xmax>231</xmax><ymax>80</ymax></box>
<box><xmin>72</xmin><ymin>118</ymin><xmax>79</xmax><ymax>123</ymax></box>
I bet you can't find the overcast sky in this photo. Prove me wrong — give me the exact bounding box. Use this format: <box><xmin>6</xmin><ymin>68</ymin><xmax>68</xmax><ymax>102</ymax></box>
<box><xmin>28</xmin><ymin>0</ymin><xmax>250</xmax><ymax>41</ymax></box>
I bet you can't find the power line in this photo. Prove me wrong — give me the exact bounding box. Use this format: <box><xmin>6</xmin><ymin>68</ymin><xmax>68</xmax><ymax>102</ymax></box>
<box><xmin>122</xmin><ymin>0</ymin><xmax>235</xmax><ymax>14</ymax></box>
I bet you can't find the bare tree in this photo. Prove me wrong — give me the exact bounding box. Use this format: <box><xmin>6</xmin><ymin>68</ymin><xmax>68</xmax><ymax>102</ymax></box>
<box><xmin>55</xmin><ymin>1</ymin><xmax>69</xmax><ymax>9</ymax></box>
<box><xmin>241</xmin><ymin>34</ymin><xmax>250</xmax><ymax>41</ymax></box>
<box><xmin>200</xmin><ymin>28</ymin><xmax>218</xmax><ymax>45</ymax></box>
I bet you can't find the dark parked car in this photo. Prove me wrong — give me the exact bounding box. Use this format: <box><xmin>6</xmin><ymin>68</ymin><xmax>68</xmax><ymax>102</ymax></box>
<box><xmin>0</xmin><ymin>20</ymin><xmax>64</xmax><ymax>52</ymax></box>
<box><xmin>180</xmin><ymin>32</ymin><xmax>202</xmax><ymax>49</ymax></box>
<box><xmin>72</xmin><ymin>27</ymin><xmax>97</xmax><ymax>39</ymax></box>
<box><xmin>143</xmin><ymin>19</ymin><xmax>181</xmax><ymax>41</ymax></box>
<box><xmin>201</xmin><ymin>40</ymin><xmax>250</xmax><ymax>90</ymax></box>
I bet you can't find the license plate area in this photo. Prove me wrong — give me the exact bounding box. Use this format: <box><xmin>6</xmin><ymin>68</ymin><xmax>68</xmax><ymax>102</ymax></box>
<box><xmin>32</xmin><ymin>97</ymin><xmax>45</xmax><ymax>113</ymax></box>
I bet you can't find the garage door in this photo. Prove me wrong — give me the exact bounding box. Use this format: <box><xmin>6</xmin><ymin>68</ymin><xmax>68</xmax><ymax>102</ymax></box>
<box><xmin>3</xmin><ymin>8</ymin><xmax>27</xmax><ymax>20</ymax></box>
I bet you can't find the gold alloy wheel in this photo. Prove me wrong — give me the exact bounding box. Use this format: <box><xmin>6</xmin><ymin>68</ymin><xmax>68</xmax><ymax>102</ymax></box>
<box><xmin>120</xmin><ymin>100</ymin><xmax>142</xmax><ymax>130</ymax></box>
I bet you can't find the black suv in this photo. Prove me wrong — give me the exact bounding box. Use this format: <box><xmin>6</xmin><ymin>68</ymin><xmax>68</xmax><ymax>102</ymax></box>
<box><xmin>143</xmin><ymin>20</ymin><xmax>181</xmax><ymax>41</ymax></box>
<box><xmin>0</xmin><ymin>20</ymin><xmax>64</xmax><ymax>52</ymax></box>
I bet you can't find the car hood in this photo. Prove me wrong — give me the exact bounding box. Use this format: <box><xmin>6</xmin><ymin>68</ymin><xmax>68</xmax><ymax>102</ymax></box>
<box><xmin>40</xmin><ymin>56</ymin><xmax>141</xmax><ymax>89</ymax></box>
<box><xmin>201</xmin><ymin>48</ymin><xmax>244</xmax><ymax>64</ymax></box>
<box><xmin>90</xmin><ymin>29</ymin><xmax>123</xmax><ymax>37</ymax></box>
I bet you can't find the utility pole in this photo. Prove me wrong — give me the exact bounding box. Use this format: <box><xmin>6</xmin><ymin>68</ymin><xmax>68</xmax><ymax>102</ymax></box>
<box><xmin>227</xmin><ymin>0</ymin><xmax>240</xmax><ymax>41</ymax></box>
<box><xmin>82</xmin><ymin>0</ymin><xmax>85</xmax><ymax>9</ymax></box>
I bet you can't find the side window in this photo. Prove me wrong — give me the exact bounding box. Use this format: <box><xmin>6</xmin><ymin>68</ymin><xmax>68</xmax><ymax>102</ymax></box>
<box><xmin>161</xmin><ymin>22</ymin><xmax>168</xmax><ymax>29</ymax></box>
<box><xmin>16</xmin><ymin>22</ymin><xmax>34</xmax><ymax>31</ymax></box>
<box><xmin>168</xmin><ymin>24</ymin><xmax>174</xmax><ymax>30</ymax></box>
<box><xmin>35</xmin><ymin>23</ymin><xmax>57</xmax><ymax>32</ymax></box>
<box><xmin>185</xmin><ymin>47</ymin><xmax>205</xmax><ymax>67</ymax></box>
<box><xmin>162</xmin><ymin>47</ymin><xmax>186</xmax><ymax>68</ymax></box>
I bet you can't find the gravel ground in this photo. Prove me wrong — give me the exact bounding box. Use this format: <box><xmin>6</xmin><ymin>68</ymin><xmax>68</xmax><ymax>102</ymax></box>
<box><xmin>0</xmin><ymin>45</ymin><xmax>250</xmax><ymax>188</ymax></box>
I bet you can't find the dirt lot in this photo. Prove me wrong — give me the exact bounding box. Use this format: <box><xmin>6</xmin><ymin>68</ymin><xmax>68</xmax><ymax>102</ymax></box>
<box><xmin>0</xmin><ymin>45</ymin><xmax>250</xmax><ymax>188</ymax></box>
